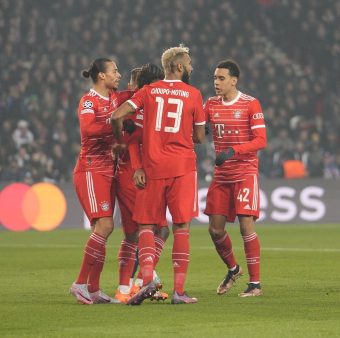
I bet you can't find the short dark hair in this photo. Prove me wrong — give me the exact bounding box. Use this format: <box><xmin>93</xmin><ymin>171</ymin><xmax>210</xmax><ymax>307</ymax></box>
<box><xmin>82</xmin><ymin>58</ymin><xmax>112</xmax><ymax>83</ymax></box>
<box><xmin>216</xmin><ymin>60</ymin><xmax>240</xmax><ymax>78</ymax></box>
<box><xmin>137</xmin><ymin>63</ymin><xmax>164</xmax><ymax>89</ymax></box>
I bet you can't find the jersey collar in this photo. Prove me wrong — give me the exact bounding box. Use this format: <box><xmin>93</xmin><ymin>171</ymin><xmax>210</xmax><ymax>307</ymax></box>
<box><xmin>221</xmin><ymin>91</ymin><xmax>241</xmax><ymax>106</ymax></box>
<box><xmin>90</xmin><ymin>89</ymin><xmax>109</xmax><ymax>101</ymax></box>
<box><xmin>162</xmin><ymin>79</ymin><xmax>182</xmax><ymax>83</ymax></box>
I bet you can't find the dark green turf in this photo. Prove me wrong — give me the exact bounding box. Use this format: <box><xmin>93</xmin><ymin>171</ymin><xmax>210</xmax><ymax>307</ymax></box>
<box><xmin>1</xmin><ymin>225</ymin><xmax>340</xmax><ymax>337</ymax></box>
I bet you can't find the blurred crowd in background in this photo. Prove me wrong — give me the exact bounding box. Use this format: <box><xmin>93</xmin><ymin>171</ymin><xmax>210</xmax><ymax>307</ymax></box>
<box><xmin>1</xmin><ymin>0</ymin><xmax>339</xmax><ymax>184</ymax></box>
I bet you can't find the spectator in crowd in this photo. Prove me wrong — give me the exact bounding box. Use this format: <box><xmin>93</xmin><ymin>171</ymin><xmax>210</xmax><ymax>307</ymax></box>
<box><xmin>323</xmin><ymin>153</ymin><xmax>340</xmax><ymax>179</ymax></box>
<box><xmin>12</xmin><ymin>120</ymin><xmax>34</xmax><ymax>149</ymax></box>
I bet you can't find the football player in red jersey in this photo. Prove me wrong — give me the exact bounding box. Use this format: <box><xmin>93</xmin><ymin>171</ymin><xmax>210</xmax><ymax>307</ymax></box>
<box><xmin>204</xmin><ymin>60</ymin><xmax>267</xmax><ymax>297</ymax></box>
<box><xmin>112</xmin><ymin>67</ymin><xmax>141</xmax><ymax>304</ymax></box>
<box><xmin>114</xmin><ymin>65</ymin><xmax>169</xmax><ymax>303</ymax></box>
<box><xmin>111</xmin><ymin>45</ymin><xmax>206</xmax><ymax>305</ymax></box>
<box><xmin>70</xmin><ymin>58</ymin><xmax>123</xmax><ymax>305</ymax></box>
<box><xmin>126</xmin><ymin>64</ymin><xmax>170</xmax><ymax>301</ymax></box>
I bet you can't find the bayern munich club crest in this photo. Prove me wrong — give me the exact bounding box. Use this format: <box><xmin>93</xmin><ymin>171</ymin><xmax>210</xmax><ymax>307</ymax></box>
<box><xmin>100</xmin><ymin>201</ymin><xmax>110</xmax><ymax>212</ymax></box>
<box><xmin>234</xmin><ymin>111</ymin><xmax>241</xmax><ymax>119</ymax></box>
<box><xmin>83</xmin><ymin>100</ymin><xmax>93</xmax><ymax>109</ymax></box>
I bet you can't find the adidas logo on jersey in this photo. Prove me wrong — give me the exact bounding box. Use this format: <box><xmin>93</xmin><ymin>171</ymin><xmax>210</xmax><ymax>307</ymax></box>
<box><xmin>244</xmin><ymin>204</ymin><xmax>251</xmax><ymax>210</ymax></box>
<box><xmin>213</xmin><ymin>113</ymin><xmax>220</xmax><ymax>118</ymax></box>
<box><xmin>173</xmin><ymin>262</ymin><xmax>180</xmax><ymax>267</ymax></box>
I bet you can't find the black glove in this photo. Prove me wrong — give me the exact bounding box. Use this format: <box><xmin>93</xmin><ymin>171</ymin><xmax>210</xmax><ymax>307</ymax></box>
<box><xmin>205</xmin><ymin>124</ymin><xmax>210</xmax><ymax>135</ymax></box>
<box><xmin>215</xmin><ymin>148</ymin><xmax>235</xmax><ymax>166</ymax></box>
<box><xmin>122</xmin><ymin>119</ymin><xmax>136</xmax><ymax>135</ymax></box>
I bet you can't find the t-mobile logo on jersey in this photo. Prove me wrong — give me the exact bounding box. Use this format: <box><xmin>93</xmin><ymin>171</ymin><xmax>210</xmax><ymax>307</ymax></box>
<box><xmin>215</xmin><ymin>124</ymin><xmax>224</xmax><ymax>138</ymax></box>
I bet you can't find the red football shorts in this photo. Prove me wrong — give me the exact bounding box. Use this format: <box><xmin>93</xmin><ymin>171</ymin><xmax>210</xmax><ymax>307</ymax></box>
<box><xmin>73</xmin><ymin>171</ymin><xmax>116</xmax><ymax>225</ymax></box>
<box><xmin>116</xmin><ymin>166</ymin><xmax>138</xmax><ymax>234</ymax></box>
<box><xmin>133</xmin><ymin>171</ymin><xmax>198</xmax><ymax>224</ymax></box>
<box><xmin>157</xmin><ymin>218</ymin><xmax>168</xmax><ymax>228</ymax></box>
<box><xmin>205</xmin><ymin>174</ymin><xmax>260</xmax><ymax>222</ymax></box>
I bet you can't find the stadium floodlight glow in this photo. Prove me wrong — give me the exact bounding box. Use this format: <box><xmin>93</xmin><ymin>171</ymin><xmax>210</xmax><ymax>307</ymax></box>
<box><xmin>0</xmin><ymin>182</ymin><xmax>67</xmax><ymax>231</ymax></box>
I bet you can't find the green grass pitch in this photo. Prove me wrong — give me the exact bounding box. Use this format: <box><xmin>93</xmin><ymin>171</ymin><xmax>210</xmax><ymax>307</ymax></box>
<box><xmin>1</xmin><ymin>224</ymin><xmax>340</xmax><ymax>338</ymax></box>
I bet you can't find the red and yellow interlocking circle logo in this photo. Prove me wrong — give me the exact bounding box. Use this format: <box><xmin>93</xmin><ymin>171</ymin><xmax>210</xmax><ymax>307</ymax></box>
<box><xmin>0</xmin><ymin>182</ymin><xmax>67</xmax><ymax>231</ymax></box>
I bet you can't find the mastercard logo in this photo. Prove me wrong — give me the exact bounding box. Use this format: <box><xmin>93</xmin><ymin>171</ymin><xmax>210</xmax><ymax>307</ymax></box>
<box><xmin>0</xmin><ymin>182</ymin><xmax>67</xmax><ymax>231</ymax></box>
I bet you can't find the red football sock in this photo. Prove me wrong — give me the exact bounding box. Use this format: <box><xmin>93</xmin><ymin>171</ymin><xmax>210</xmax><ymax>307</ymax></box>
<box><xmin>76</xmin><ymin>232</ymin><xmax>106</xmax><ymax>292</ymax></box>
<box><xmin>154</xmin><ymin>234</ymin><xmax>165</xmax><ymax>268</ymax></box>
<box><xmin>172</xmin><ymin>229</ymin><xmax>190</xmax><ymax>294</ymax></box>
<box><xmin>138</xmin><ymin>228</ymin><xmax>155</xmax><ymax>285</ymax></box>
<box><xmin>118</xmin><ymin>239</ymin><xmax>137</xmax><ymax>286</ymax></box>
<box><xmin>242</xmin><ymin>232</ymin><xmax>261</xmax><ymax>283</ymax></box>
<box><xmin>87</xmin><ymin>251</ymin><xmax>105</xmax><ymax>293</ymax></box>
<box><xmin>212</xmin><ymin>232</ymin><xmax>237</xmax><ymax>269</ymax></box>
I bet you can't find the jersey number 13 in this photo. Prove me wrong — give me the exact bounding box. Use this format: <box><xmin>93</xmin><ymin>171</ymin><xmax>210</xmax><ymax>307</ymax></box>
<box><xmin>155</xmin><ymin>97</ymin><xmax>183</xmax><ymax>133</ymax></box>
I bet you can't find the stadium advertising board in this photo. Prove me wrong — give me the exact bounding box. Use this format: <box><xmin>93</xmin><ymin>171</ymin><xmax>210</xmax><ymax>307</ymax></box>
<box><xmin>0</xmin><ymin>179</ymin><xmax>339</xmax><ymax>231</ymax></box>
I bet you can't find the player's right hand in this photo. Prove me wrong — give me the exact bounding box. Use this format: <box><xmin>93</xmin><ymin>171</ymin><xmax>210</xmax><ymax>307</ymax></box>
<box><xmin>133</xmin><ymin>168</ymin><xmax>146</xmax><ymax>189</ymax></box>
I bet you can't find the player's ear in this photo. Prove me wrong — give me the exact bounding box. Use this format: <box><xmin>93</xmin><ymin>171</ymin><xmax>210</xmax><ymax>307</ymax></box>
<box><xmin>98</xmin><ymin>72</ymin><xmax>105</xmax><ymax>80</ymax></box>
<box><xmin>177</xmin><ymin>62</ymin><xmax>183</xmax><ymax>73</ymax></box>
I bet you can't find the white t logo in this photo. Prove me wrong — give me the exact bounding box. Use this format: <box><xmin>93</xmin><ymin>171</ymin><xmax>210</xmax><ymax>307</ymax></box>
<box><xmin>215</xmin><ymin>124</ymin><xmax>224</xmax><ymax>138</ymax></box>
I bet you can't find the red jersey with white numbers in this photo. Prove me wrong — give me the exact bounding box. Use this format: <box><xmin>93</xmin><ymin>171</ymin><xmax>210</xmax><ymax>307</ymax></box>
<box><xmin>74</xmin><ymin>89</ymin><xmax>132</xmax><ymax>177</ymax></box>
<box><xmin>128</xmin><ymin>80</ymin><xmax>206</xmax><ymax>179</ymax></box>
<box><xmin>204</xmin><ymin>91</ymin><xmax>266</xmax><ymax>183</ymax></box>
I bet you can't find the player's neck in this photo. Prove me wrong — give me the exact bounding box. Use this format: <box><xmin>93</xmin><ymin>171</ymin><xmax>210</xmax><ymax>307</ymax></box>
<box><xmin>92</xmin><ymin>84</ymin><xmax>110</xmax><ymax>98</ymax></box>
<box><xmin>164</xmin><ymin>72</ymin><xmax>182</xmax><ymax>81</ymax></box>
<box><xmin>222</xmin><ymin>89</ymin><xmax>238</xmax><ymax>102</ymax></box>
<box><xmin>164</xmin><ymin>75</ymin><xmax>181</xmax><ymax>81</ymax></box>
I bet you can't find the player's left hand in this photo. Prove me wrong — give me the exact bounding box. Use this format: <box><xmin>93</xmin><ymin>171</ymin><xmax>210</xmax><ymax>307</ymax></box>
<box><xmin>215</xmin><ymin>147</ymin><xmax>235</xmax><ymax>166</ymax></box>
<box><xmin>133</xmin><ymin>168</ymin><xmax>146</xmax><ymax>189</ymax></box>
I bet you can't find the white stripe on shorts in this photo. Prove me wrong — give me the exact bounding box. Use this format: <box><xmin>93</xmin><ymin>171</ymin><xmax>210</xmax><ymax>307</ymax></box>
<box><xmin>193</xmin><ymin>171</ymin><xmax>197</xmax><ymax>212</ymax></box>
<box><xmin>252</xmin><ymin>174</ymin><xmax>258</xmax><ymax>211</ymax></box>
<box><xmin>86</xmin><ymin>171</ymin><xmax>98</xmax><ymax>213</ymax></box>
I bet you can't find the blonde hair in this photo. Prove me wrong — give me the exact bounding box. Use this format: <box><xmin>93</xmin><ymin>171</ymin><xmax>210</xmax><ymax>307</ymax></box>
<box><xmin>161</xmin><ymin>44</ymin><xmax>190</xmax><ymax>73</ymax></box>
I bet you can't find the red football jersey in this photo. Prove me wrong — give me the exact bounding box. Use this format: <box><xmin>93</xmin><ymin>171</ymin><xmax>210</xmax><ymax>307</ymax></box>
<box><xmin>108</xmin><ymin>90</ymin><xmax>135</xmax><ymax>173</ymax></box>
<box><xmin>110</xmin><ymin>90</ymin><xmax>134</xmax><ymax>110</ymax></box>
<box><xmin>74</xmin><ymin>89</ymin><xmax>131</xmax><ymax>177</ymax></box>
<box><xmin>128</xmin><ymin>80</ymin><xmax>206</xmax><ymax>179</ymax></box>
<box><xmin>204</xmin><ymin>91</ymin><xmax>266</xmax><ymax>183</ymax></box>
<box><xmin>117</xmin><ymin>107</ymin><xmax>144</xmax><ymax>172</ymax></box>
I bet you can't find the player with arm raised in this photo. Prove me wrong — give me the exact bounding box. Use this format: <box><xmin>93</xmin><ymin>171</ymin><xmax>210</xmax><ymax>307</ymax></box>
<box><xmin>204</xmin><ymin>60</ymin><xmax>266</xmax><ymax>297</ymax></box>
<box><xmin>111</xmin><ymin>45</ymin><xmax>206</xmax><ymax>305</ymax></box>
<box><xmin>70</xmin><ymin>58</ymin><xmax>122</xmax><ymax>305</ymax></box>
